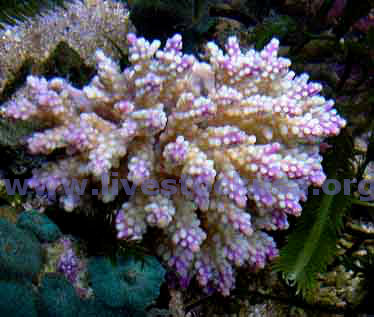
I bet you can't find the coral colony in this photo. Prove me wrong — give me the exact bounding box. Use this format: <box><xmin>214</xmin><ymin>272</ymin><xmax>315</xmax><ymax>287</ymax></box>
<box><xmin>1</xmin><ymin>33</ymin><xmax>346</xmax><ymax>295</ymax></box>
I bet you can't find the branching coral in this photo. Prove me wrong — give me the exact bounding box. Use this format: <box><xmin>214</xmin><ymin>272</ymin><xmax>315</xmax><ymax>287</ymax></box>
<box><xmin>0</xmin><ymin>33</ymin><xmax>346</xmax><ymax>295</ymax></box>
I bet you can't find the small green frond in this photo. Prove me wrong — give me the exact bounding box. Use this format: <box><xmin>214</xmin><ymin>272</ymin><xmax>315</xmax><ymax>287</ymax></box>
<box><xmin>273</xmin><ymin>131</ymin><xmax>355</xmax><ymax>296</ymax></box>
<box><xmin>0</xmin><ymin>0</ymin><xmax>73</xmax><ymax>29</ymax></box>
<box><xmin>275</xmin><ymin>185</ymin><xmax>351</xmax><ymax>294</ymax></box>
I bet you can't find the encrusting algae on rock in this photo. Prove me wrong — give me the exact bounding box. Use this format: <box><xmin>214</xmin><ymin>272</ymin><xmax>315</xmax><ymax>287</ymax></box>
<box><xmin>0</xmin><ymin>0</ymin><xmax>134</xmax><ymax>96</ymax></box>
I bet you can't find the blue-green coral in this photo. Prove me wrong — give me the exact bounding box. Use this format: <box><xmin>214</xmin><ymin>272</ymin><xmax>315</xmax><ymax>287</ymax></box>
<box><xmin>0</xmin><ymin>280</ymin><xmax>39</xmax><ymax>317</ymax></box>
<box><xmin>88</xmin><ymin>255</ymin><xmax>165</xmax><ymax>312</ymax></box>
<box><xmin>17</xmin><ymin>210</ymin><xmax>62</xmax><ymax>243</ymax></box>
<box><xmin>39</xmin><ymin>274</ymin><xmax>80</xmax><ymax>317</ymax></box>
<box><xmin>117</xmin><ymin>256</ymin><xmax>165</xmax><ymax>312</ymax></box>
<box><xmin>78</xmin><ymin>299</ymin><xmax>131</xmax><ymax>317</ymax></box>
<box><xmin>0</xmin><ymin>218</ymin><xmax>43</xmax><ymax>279</ymax></box>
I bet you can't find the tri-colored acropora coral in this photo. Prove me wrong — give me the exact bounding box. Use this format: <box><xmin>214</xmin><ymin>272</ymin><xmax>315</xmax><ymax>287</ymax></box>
<box><xmin>1</xmin><ymin>33</ymin><xmax>346</xmax><ymax>295</ymax></box>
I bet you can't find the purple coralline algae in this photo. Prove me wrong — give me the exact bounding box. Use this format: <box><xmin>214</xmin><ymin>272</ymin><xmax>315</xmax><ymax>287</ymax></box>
<box><xmin>47</xmin><ymin>236</ymin><xmax>90</xmax><ymax>298</ymax></box>
<box><xmin>1</xmin><ymin>33</ymin><xmax>346</xmax><ymax>295</ymax></box>
<box><xmin>57</xmin><ymin>244</ymin><xmax>80</xmax><ymax>284</ymax></box>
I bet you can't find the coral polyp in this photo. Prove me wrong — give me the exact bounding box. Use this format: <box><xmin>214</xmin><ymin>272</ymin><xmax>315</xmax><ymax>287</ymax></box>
<box><xmin>1</xmin><ymin>33</ymin><xmax>345</xmax><ymax>295</ymax></box>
